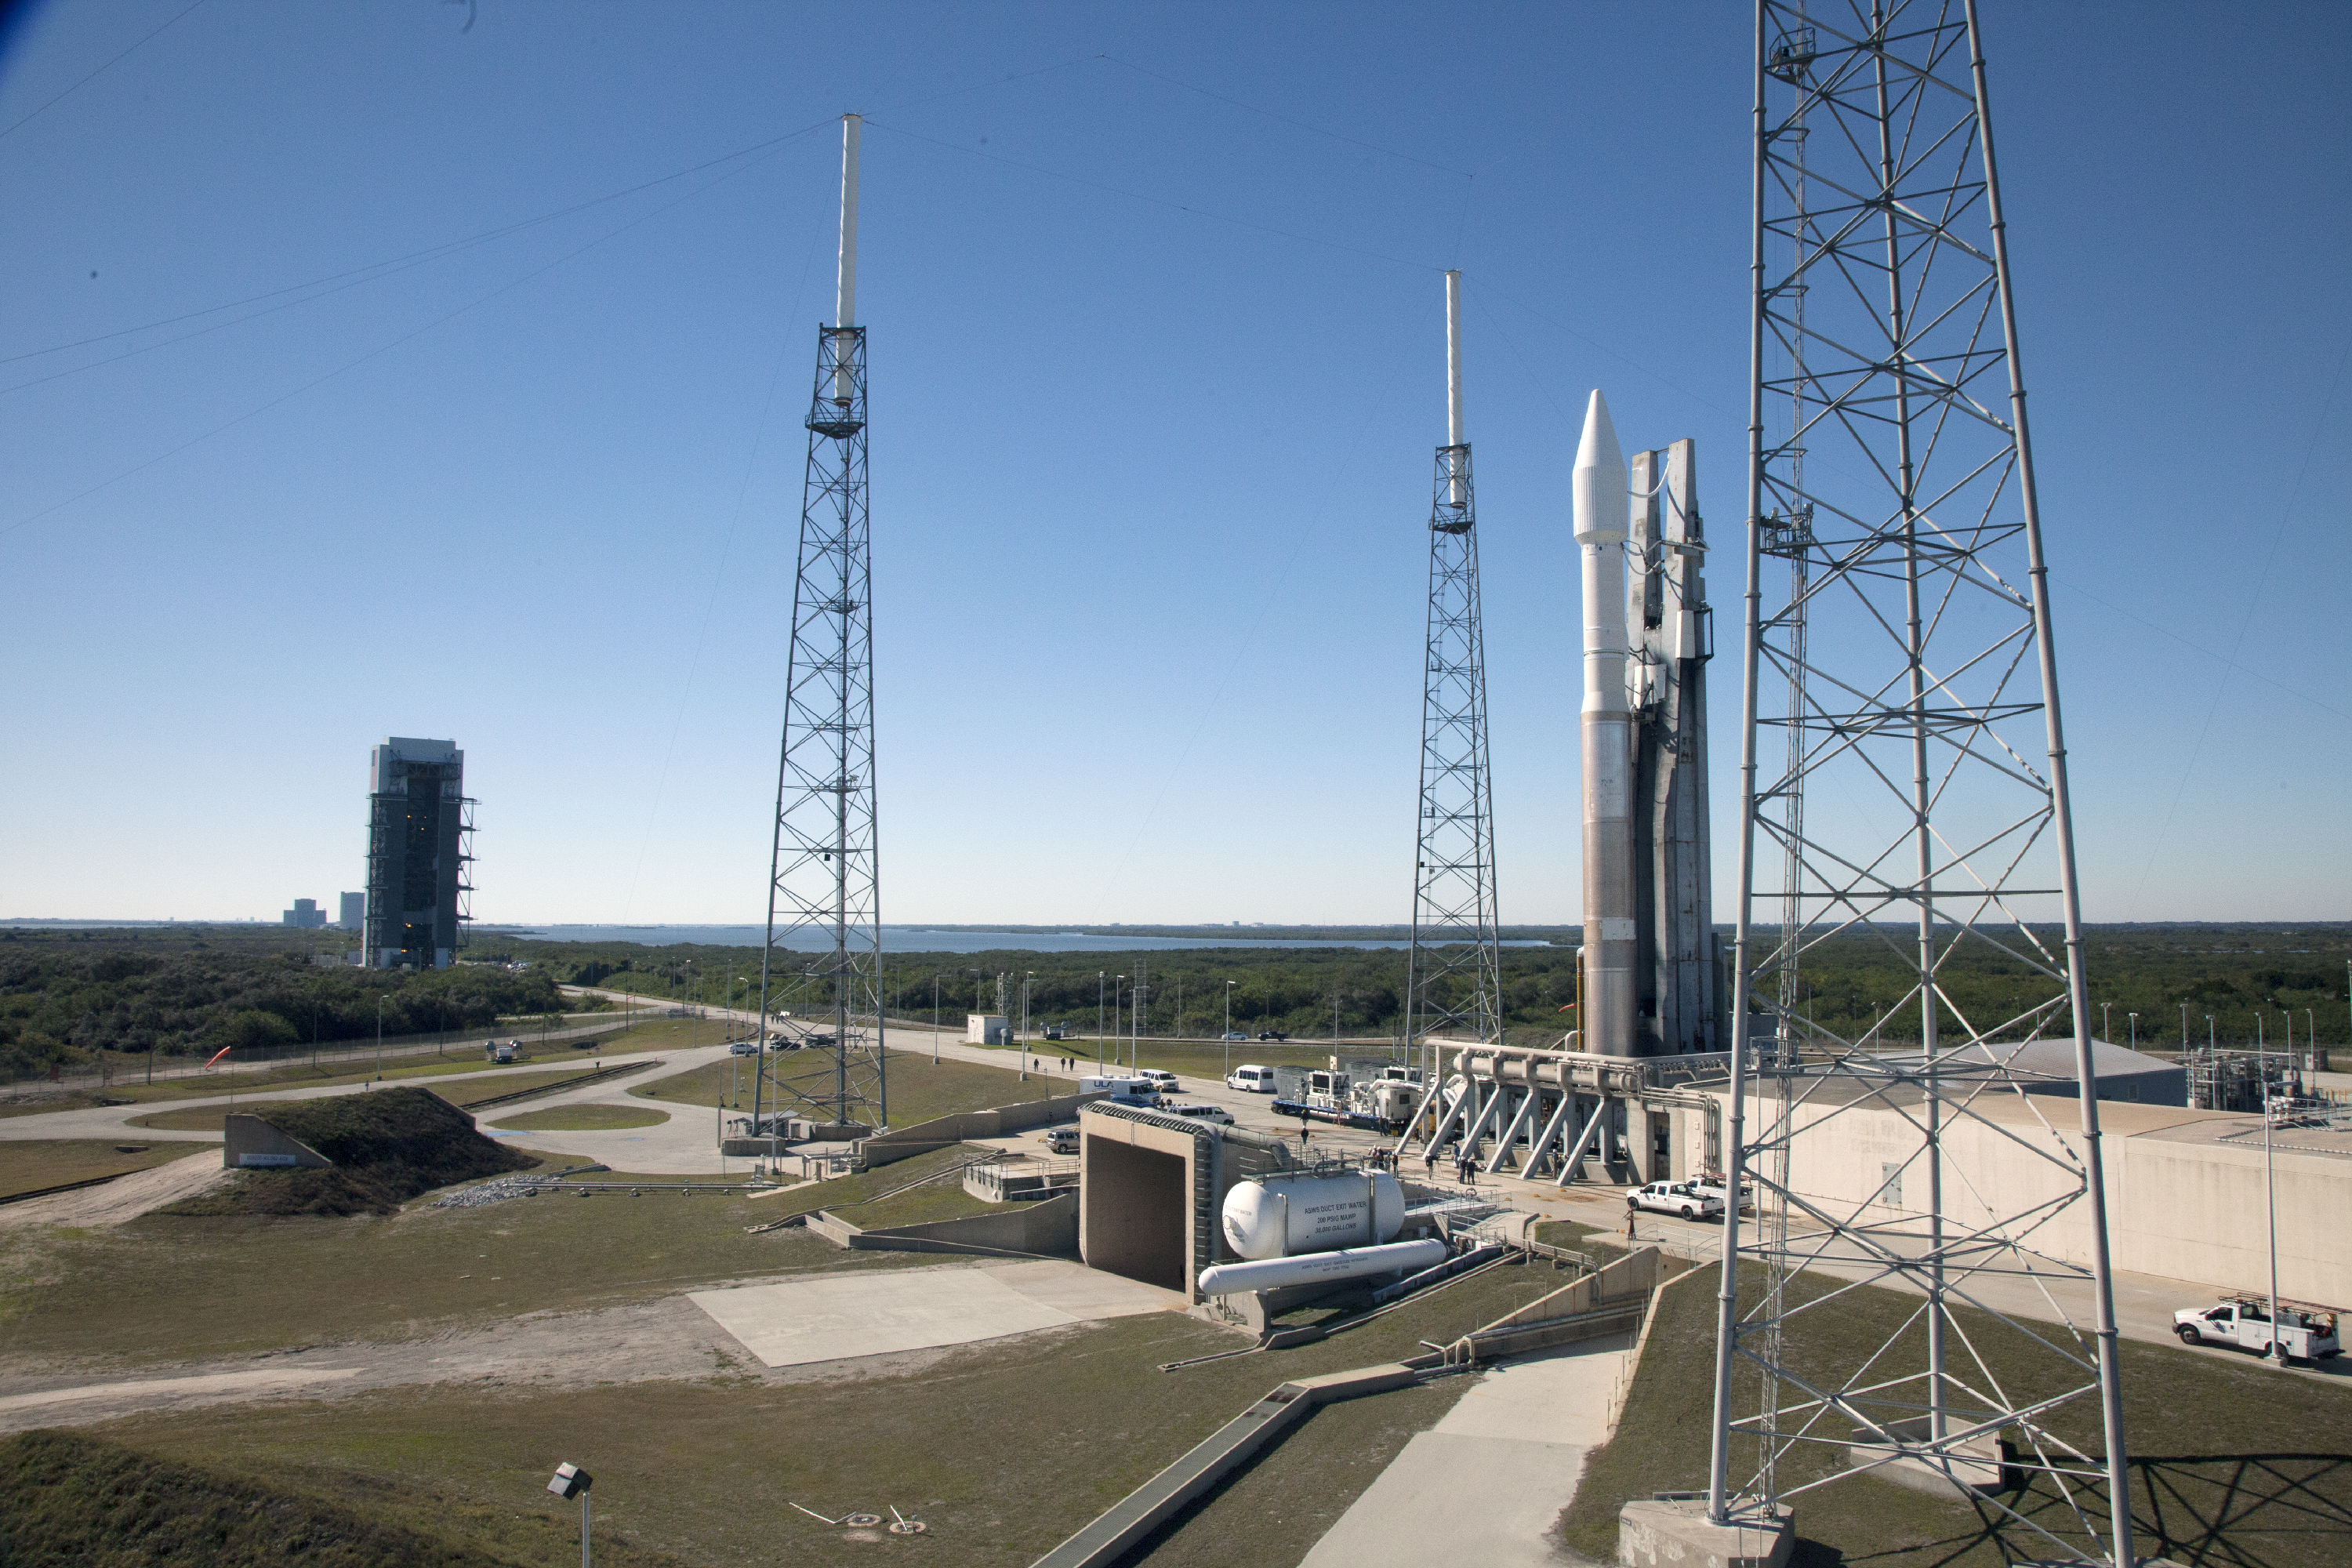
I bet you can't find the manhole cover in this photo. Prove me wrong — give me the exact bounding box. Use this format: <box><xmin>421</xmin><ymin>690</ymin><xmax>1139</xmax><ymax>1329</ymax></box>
<box><xmin>842</xmin><ymin>1513</ymin><xmax>884</xmax><ymax>1528</ymax></box>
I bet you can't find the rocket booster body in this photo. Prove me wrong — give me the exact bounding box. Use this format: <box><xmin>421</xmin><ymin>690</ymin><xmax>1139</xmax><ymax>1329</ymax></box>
<box><xmin>1573</xmin><ymin>391</ymin><xmax>1638</xmax><ymax>1057</ymax></box>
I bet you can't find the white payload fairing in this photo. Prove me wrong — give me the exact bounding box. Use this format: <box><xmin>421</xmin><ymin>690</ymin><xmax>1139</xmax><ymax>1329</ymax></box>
<box><xmin>1573</xmin><ymin>391</ymin><xmax>1718</xmax><ymax>1059</ymax></box>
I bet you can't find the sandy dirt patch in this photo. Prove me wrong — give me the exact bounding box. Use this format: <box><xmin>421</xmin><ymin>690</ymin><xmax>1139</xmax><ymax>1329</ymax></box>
<box><xmin>0</xmin><ymin>1151</ymin><xmax>228</xmax><ymax>1229</ymax></box>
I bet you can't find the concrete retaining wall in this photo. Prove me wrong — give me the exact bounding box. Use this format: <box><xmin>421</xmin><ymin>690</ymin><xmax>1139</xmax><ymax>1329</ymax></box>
<box><xmin>810</xmin><ymin>1191</ymin><xmax>1079</xmax><ymax>1258</ymax></box>
<box><xmin>222</xmin><ymin>1114</ymin><xmax>332</xmax><ymax>1170</ymax></box>
<box><xmin>1714</xmin><ymin>1087</ymin><xmax>2350</xmax><ymax>1303</ymax></box>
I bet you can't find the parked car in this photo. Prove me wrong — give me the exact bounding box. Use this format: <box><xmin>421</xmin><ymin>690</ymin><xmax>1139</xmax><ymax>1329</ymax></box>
<box><xmin>1257</xmin><ymin>1030</ymin><xmax>1290</xmax><ymax>1042</ymax></box>
<box><xmin>1220</xmin><ymin>1031</ymin><xmax>1249</xmax><ymax>1042</ymax></box>
<box><xmin>2174</xmin><ymin>1298</ymin><xmax>2341</xmax><ymax>1363</ymax></box>
<box><xmin>1042</xmin><ymin>1125</ymin><xmax>1080</xmax><ymax>1154</ymax></box>
<box><xmin>727</xmin><ymin>1040</ymin><xmax>760</xmax><ymax>1056</ymax></box>
<box><xmin>1137</xmin><ymin>1069</ymin><xmax>1179</xmax><ymax>1091</ymax></box>
<box><xmin>1628</xmin><ymin>1181</ymin><xmax>1724</xmax><ymax>1221</ymax></box>
<box><xmin>1044</xmin><ymin>1025</ymin><xmax>1069</xmax><ymax>1041</ymax></box>
<box><xmin>1165</xmin><ymin>1103</ymin><xmax>1235</xmax><ymax>1125</ymax></box>
<box><xmin>1225</xmin><ymin>1065</ymin><xmax>1276</xmax><ymax>1093</ymax></box>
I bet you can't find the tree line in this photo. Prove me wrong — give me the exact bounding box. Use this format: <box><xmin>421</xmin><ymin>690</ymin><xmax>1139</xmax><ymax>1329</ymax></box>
<box><xmin>467</xmin><ymin>920</ymin><xmax>2350</xmax><ymax>1054</ymax></box>
<box><xmin>0</xmin><ymin>928</ymin><xmax>568</xmax><ymax>1080</ymax></box>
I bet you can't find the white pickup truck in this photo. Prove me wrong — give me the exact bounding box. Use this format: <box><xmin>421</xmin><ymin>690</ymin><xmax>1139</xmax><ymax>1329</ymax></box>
<box><xmin>2173</xmin><ymin>1298</ymin><xmax>2341</xmax><ymax>1363</ymax></box>
<box><xmin>1628</xmin><ymin>1181</ymin><xmax>1725</xmax><ymax>1221</ymax></box>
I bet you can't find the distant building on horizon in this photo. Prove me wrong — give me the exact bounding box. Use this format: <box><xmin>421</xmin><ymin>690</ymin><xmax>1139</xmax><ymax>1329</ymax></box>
<box><xmin>281</xmin><ymin>898</ymin><xmax>328</xmax><ymax>929</ymax></box>
<box><xmin>337</xmin><ymin>891</ymin><xmax>364</xmax><ymax>930</ymax></box>
<box><xmin>363</xmin><ymin>737</ymin><xmax>472</xmax><ymax>969</ymax></box>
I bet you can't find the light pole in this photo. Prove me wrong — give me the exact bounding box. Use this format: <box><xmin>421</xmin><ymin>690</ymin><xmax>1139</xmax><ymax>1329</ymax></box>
<box><xmin>2264</xmin><ymin>1076</ymin><xmax>2283</xmax><ymax>1363</ymax></box>
<box><xmin>1096</xmin><ymin>971</ymin><xmax>1105</xmax><ymax>1066</ymax></box>
<box><xmin>1225</xmin><ymin>981</ymin><xmax>1236</xmax><ymax>1080</ymax></box>
<box><xmin>1021</xmin><ymin>971</ymin><xmax>1033</xmax><ymax>1082</ymax></box>
<box><xmin>931</xmin><ymin>974</ymin><xmax>941</xmax><ymax>1065</ymax></box>
<box><xmin>376</xmin><ymin>994</ymin><xmax>389</xmax><ymax>1081</ymax></box>
<box><xmin>1116</xmin><ymin>975</ymin><xmax>1126</xmax><ymax>1071</ymax></box>
<box><xmin>2181</xmin><ymin>1001</ymin><xmax>2190</xmax><ymax>1051</ymax></box>
<box><xmin>2100</xmin><ymin>1001</ymin><xmax>2111</xmax><ymax>1042</ymax></box>
<box><xmin>2308</xmin><ymin>1007</ymin><xmax>2319</xmax><ymax>1073</ymax></box>
<box><xmin>2128</xmin><ymin>1012</ymin><xmax>2138</xmax><ymax>1051</ymax></box>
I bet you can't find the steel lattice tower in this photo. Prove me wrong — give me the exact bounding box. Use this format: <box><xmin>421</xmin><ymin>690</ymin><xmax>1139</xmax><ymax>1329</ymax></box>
<box><xmin>1702</xmin><ymin>5</ymin><xmax>2136</xmax><ymax>1563</ymax></box>
<box><xmin>754</xmin><ymin>115</ymin><xmax>886</xmax><ymax>1132</ymax></box>
<box><xmin>1405</xmin><ymin>270</ymin><xmax>1502</xmax><ymax>1083</ymax></box>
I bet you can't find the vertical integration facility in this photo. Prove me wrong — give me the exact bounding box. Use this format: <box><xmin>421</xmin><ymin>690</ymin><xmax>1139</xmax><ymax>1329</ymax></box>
<box><xmin>362</xmin><ymin>736</ymin><xmax>472</xmax><ymax>969</ymax></box>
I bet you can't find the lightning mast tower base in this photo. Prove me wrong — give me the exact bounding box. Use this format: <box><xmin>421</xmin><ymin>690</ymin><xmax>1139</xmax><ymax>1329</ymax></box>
<box><xmin>1620</xmin><ymin>1497</ymin><xmax>1791</xmax><ymax>1568</ymax></box>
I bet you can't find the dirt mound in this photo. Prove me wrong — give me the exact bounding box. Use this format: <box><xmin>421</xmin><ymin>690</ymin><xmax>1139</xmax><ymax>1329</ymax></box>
<box><xmin>0</xmin><ymin>1428</ymin><xmax>507</xmax><ymax>1566</ymax></box>
<box><xmin>161</xmin><ymin>1088</ymin><xmax>539</xmax><ymax>1218</ymax></box>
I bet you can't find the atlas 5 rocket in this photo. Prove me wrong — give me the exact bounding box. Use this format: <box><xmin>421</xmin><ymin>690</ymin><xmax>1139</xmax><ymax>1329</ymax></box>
<box><xmin>1571</xmin><ymin>390</ymin><xmax>1719</xmax><ymax>1060</ymax></box>
<box><xmin>1574</xmin><ymin>390</ymin><xmax>1638</xmax><ymax>1056</ymax></box>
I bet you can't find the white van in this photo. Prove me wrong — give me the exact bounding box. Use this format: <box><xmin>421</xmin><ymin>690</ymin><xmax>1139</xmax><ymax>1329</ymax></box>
<box><xmin>1225</xmin><ymin>1065</ymin><xmax>1276</xmax><ymax>1093</ymax></box>
<box><xmin>1166</xmin><ymin>1102</ymin><xmax>1235</xmax><ymax>1125</ymax></box>
<box><xmin>1079</xmin><ymin>1075</ymin><xmax>1161</xmax><ymax>1106</ymax></box>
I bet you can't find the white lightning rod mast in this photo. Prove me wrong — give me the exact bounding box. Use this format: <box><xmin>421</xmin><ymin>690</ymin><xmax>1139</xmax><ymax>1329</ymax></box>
<box><xmin>833</xmin><ymin>113</ymin><xmax>861</xmax><ymax>404</ymax></box>
<box><xmin>1444</xmin><ymin>270</ymin><xmax>1466</xmax><ymax>503</ymax></box>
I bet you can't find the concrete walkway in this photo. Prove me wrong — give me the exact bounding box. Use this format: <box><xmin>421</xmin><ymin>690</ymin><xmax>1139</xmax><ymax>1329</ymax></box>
<box><xmin>1301</xmin><ymin>1334</ymin><xmax>1632</xmax><ymax>1568</ymax></box>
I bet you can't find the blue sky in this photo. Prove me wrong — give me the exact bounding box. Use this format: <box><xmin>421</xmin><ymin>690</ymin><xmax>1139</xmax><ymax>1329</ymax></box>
<box><xmin>2</xmin><ymin>1</ymin><xmax>2345</xmax><ymax>927</ymax></box>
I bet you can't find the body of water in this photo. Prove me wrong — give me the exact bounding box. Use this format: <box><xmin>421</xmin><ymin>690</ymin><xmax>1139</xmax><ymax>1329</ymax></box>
<box><xmin>486</xmin><ymin>924</ymin><xmax>1554</xmax><ymax>954</ymax></box>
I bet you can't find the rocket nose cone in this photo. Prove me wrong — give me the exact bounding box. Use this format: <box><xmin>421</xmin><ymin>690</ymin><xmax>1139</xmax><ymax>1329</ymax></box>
<box><xmin>1574</xmin><ymin>390</ymin><xmax>1624</xmax><ymax>477</ymax></box>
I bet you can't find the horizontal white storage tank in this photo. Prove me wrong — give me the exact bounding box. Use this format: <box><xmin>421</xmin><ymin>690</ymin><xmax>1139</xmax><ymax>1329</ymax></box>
<box><xmin>1197</xmin><ymin>1238</ymin><xmax>1447</xmax><ymax>1298</ymax></box>
<box><xmin>1220</xmin><ymin>1171</ymin><xmax>1404</xmax><ymax>1261</ymax></box>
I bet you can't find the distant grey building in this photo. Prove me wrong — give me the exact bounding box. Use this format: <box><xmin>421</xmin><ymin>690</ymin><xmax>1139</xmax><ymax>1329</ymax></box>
<box><xmin>337</xmin><ymin>891</ymin><xmax>365</xmax><ymax>930</ymax></box>
<box><xmin>281</xmin><ymin>898</ymin><xmax>328</xmax><ymax>928</ymax></box>
<box><xmin>363</xmin><ymin>737</ymin><xmax>472</xmax><ymax>969</ymax></box>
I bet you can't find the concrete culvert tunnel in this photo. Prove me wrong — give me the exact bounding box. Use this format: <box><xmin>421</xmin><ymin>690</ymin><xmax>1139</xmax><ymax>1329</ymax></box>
<box><xmin>1080</xmin><ymin>1136</ymin><xmax>1188</xmax><ymax>1292</ymax></box>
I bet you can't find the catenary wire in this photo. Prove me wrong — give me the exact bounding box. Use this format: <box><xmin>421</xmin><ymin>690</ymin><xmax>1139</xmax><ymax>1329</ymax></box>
<box><xmin>0</xmin><ymin>0</ymin><xmax>209</xmax><ymax>144</ymax></box>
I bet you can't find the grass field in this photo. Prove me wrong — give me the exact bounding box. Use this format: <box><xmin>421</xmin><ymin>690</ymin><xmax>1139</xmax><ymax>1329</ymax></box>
<box><xmin>630</xmin><ymin>1045</ymin><xmax>1047</xmax><ymax>1128</ymax></box>
<box><xmin>2</xmin><ymin>1044</ymin><xmax>638</xmax><ymax>1121</ymax></box>
<box><xmin>75</xmin><ymin>1258</ymin><xmax>1572</xmax><ymax>1568</ymax></box>
<box><xmin>114</xmin><ymin>1067</ymin><xmax>635</xmax><ymax>1134</ymax></box>
<box><xmin>1559</xmin><ymin>1263</ymin><xmax>2352</xmax><ymax>1567</ymax></box>
<box><xmin>0</xmin><ymin>1427</ymin><xmax>650</xmax><ymax>1568</ymax></box>
<box><xmin>488</xmin><ymin>1104</ymin><xmax>670</xmax><ymax>1132</ymax></box>
<box><xmin>0</xmin><ymin>1140</ymin><xmax>195</xmax><ymax>1201</ymax></box>
<box><xmin>0</xmin><ymin>1145</ymin><xmax>978</xmax><ymax>1368</ymax></box>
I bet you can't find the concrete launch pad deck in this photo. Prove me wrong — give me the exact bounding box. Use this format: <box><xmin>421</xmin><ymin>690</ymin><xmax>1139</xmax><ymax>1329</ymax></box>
<box><xmin>690</xmin><ymin>1259</ymin><xmax>1183</xmax><ymax>1368</ymax></box>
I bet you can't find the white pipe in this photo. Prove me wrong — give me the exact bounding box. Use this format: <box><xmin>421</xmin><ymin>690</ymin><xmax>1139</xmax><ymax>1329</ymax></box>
<box><xmin>1574</xmin><ymin>390</ymin><xmax>1635</xmax><ymax>1055</ymax></box>
<box><xmin>1197</xmin><ymin>1238</ymin><xmax>1448</xmax><ymax>1298</ymax></box>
